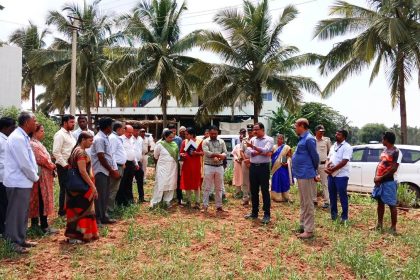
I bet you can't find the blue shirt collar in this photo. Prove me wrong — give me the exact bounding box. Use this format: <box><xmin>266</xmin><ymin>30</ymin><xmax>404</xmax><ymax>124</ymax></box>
<box><xmin>299</xmin><ymin>130</ymin><xmax>309</xmax><ymax>140</ymax></box>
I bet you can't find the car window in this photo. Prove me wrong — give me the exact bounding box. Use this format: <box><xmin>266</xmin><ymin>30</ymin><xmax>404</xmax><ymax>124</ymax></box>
<box><xmin>366</xmin><ymin>149</ymin><xmax>381</xmax><ymax>162</ymax></box>
<box><xmin>220</xmin><ymin>138</ymin><xmax>233</xmax><ymax>153</ymax></box>
<box><xmin>400</xmin><ymin>149</ymin><xmax>420</xmax><ymax>163</ymax></box>
<box><xmin>351</xmin><ymin>148</ymin><xmax>365</xmax><ymax>162</ymax></box>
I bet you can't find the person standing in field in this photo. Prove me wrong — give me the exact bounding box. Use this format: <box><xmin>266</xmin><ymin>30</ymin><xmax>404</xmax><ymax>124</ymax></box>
<box><xmin>65</xmin><ymin>132</ymin><xmax>99</xmax><ymax>243</ymax></box>
<box><xmin>108</xmin><ymin>121</ymin><xmax>126</xmax><ymax>211</ymax></box>
<box><xmin>202</xmin><ymin>126</ymin><xmax>227</xmax><ymax>212</ymax></box>
<box><xmin>325</xmin><ymin>129</ymin><xmax>353</xmax><ymax>225</ymax></box>
<box><xmin>53</xmin><ymin>114</ymin><xmax>76</xmax><ymax>217</ymax></box>
<box><xmin>271</xmin><ymin>134</ymin><xmax>293</xmax><ymax>202</ymax></box>
<box><xmin>72</xmin><ymin>115</ymin><xmax>94</xmax><ymax>140</ymax></box>
<box><xmin>151</xmin><ymin>130</ymin><xmax>179</xmax><ymax>208</ymax></box>
<box><xmin>117</xmin><ymin>125</ymin><xmax>140</xmax><ymax>206</ymax></box>
<box><xmin>180</xmin><ymin>127</ymin><xmax>204</xmax><ymax>209</ymax></box>
<box><xmin>244</xmin><ymin>123</ymin><xmax>274</xmax><ymax>224</ymax></box>
<box><xmin>168</xmin><ymin>123</ymin><xmax>184</xmax><ymax>205</ymax></box>
<box><xmin>232</xmin><ymin>130</ymin><xmax>245</xmax><ymax>199</ymax></box>
<box><xmin>90</xmin><ymin>117</ymin><xmax>120</xmax><ymax>226</ymax></box>
<box><xmin>240</xmin><ymin>124</ymin><xmax>254</xmax><ymax>206</ymax></box>
<box><xmin>139</xmin><ymin>128</ymin><xmax>151</xmax><ymax>181</ymax></box>
<box><xmin>132</xmin><ymin>125</ymin><xmax>146</xmax><ymax>203</ymax></box>
<box><xmin>315</xmin><ymin>125</ymin><xmax>332</xmax><ymax>208</ymax></box>
<box><xmin>0</xmin><ymin>117</ymin><xmax>16</xmax><ymax>238</ymax></box>
<box><xmin>29</xmin><ymin>124</ymin><xmax>58</xmax><ymax>234</ymax></box>
<box><xmin>3</xmin><ymin>112</ymin><xmax>39</xmax><ymax>253</ymax></box>
<box><xmin>292</xmin><ymin>118</ymin><xmax>319</xmax><ymax>239</ymax></box>
<box><xmin>371</xmin><ymin>131</ymin><xmax>402</xmax><ymax>234</ymax></box>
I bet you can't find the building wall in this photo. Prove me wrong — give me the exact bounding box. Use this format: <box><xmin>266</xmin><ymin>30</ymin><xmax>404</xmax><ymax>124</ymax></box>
<box><xmin>0</xmin><ymin>46</ymin><xmax>22</xmax><ymax>108</ymax></box>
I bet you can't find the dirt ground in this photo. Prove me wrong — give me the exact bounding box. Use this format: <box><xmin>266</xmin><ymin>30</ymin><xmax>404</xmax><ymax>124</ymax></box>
<box><xmin>1</xmin><ymin>168</ymin><xmax>419</xmax><ymax>279</ymax></box>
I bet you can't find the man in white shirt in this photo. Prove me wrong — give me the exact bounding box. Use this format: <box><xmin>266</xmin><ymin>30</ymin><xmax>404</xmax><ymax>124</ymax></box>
<box><xmin>108</xmin><ymin>121</ymin><xmax>127</xmax><ymax>213</ymax></box>
<box><xmin>133</xmin><ymin>125</ymin><xmax>146</xmax><ymax>203</ymax></box>
<box><xmin>325</xmin><ymin>129</ymin><xmax>353</xmax><ymax>224</ymax></box>
<box><xmin>52</xmin><ymin>114</ymin><xmax>76</xmax><ymax>216</ymax></box>
<box><xmin>139</xmin><ymin>128</ymin><xmax>151</xmax><ymax>180</ymax></box>
<box><xmin>3</xmin><ymin>112</ymin><xmax>38</xmax><ymax>253</ymax></box>
<box><xmin>72</xmin><ymin>115</ymin><xmax>94</xmax><ymax>140</ymax></box>
<box><xmin>0</xmin><ymin>117</ymin><xmax>16</xmax><ymax>238</ymax></box>
<box><xmin>117</xmin><ymin>125</ymin><xmax>140</xmax><ymax>206</ymax></box>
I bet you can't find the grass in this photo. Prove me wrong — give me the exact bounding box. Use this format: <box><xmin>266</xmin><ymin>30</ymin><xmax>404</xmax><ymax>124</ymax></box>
<box><xmin>0</xmin><ymin>176</ymin><xmax>420</xmax><ymax>279</ymax></box>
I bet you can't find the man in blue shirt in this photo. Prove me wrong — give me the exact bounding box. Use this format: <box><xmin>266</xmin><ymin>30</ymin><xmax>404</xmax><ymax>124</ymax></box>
<box><xmin>292</xmin><ymin>118</ymin><xmax>319</xmax><ymax>239</ymax></box>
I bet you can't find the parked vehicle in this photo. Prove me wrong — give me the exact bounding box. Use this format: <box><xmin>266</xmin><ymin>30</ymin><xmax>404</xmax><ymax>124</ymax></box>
<box><xmin>349</xmin><ymin>144</ymin><xmax>420</xmax><ymax>199</ymax></box>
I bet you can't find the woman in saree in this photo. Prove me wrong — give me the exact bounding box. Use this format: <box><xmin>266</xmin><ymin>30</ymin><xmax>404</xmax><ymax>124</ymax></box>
<box><xmin>29</xmin><ymin>124</ymin><xmax>57</xmax><ymax>234</ymax></box>
<box><xmin>151</xmin><ymin>130</ymin><xmax>179</xmax><ymax>208</ymax></box>
<box><xmin>65</xmin><ymin>132</ymin><xmax>98</xmax><ymax>243</ymax></box>
<box><xmin>180</xmin><ymin>127</ymin><xmax>204</xmax><ymax>209</ymax></box>
<box><xmin>232</xmin><ymin>134</ymin><xmax>244</xmax><ymax>198</ymax></box>
<box><xmin>271</xmin><ymin>134</ymin><xmax>293</xmax><ymax>202</ymax></box>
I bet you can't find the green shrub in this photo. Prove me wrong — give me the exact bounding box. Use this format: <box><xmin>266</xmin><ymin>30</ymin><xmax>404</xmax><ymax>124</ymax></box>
<box><xmin>224</xmin><ymin>164</ymin><xmax>233</xmax><ymax>185</ymax></box>
<box><xmin>397</xmin><ymin>184</ymin><xmax>418</xmax><ymax>207</ymax></box>
<box><xmin>0</xmin><ymin>106</ymin><xmax>59</xmax><ymax>153</ymax></box>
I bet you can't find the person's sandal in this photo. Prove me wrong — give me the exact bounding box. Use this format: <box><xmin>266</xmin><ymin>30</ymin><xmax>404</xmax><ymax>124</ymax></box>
<box><xmin>297</xmin><ymin>232</ymin><xmax>314</xmax><ymax>239</ymax></box>
<box><xmin>68</xmin><ymin>239</ymin><xmax>83</xmax><ymax>244</ymax></box>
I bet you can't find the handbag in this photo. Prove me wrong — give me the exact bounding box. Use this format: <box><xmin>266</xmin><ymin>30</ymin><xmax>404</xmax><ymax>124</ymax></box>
<box><xmin>67</xmin><ymin>167</ymin><xmax>89</xmax><ymax>192</ymax></box>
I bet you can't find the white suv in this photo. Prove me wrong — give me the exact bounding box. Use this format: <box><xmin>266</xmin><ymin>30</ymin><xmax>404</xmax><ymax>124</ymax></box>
<box><xmin>348</xmin><ymin>144</ymin><xmax>420</xmax><ymax>199</ymax></box>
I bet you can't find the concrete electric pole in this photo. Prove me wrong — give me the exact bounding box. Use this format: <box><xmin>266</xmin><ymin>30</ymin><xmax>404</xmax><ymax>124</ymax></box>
<box><xmin>69</xmin><ymin>17</ymin><xmax>80</xmax><ymax>115</ymax></box>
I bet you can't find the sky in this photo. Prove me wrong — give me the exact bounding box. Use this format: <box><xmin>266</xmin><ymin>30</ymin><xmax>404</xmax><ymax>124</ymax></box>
<box><xmin>0</xmin><ymin>0</ymin><xmax>419</xmax><ymax>128</ymax></box>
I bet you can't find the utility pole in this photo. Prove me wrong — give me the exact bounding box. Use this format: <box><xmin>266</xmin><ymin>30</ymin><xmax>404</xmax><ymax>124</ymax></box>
<box><xmin>69</xmin><ymin>17</ymin><xmax>80</xmax><ymax>115</ymax></box>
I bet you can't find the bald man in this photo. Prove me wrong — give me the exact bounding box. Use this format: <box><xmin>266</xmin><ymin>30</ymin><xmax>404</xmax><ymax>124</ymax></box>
<box><xmin>116</xmin><ymin>125</ymin><xmax>140</xmax><ymax>206</ymax></box>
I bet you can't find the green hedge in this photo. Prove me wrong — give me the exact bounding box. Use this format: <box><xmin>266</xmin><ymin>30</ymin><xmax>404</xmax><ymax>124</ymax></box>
<box><xmin>0</xmin><ymin>107</ymin><xmax>59</xmax><ymax>153</ymax></box>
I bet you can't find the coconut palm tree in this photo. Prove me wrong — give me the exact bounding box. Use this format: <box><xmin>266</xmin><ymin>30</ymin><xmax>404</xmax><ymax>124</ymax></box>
<box><xmin>111</xmin><ymin>0</ymin><xmax>201</xmax><ymax>128</ymax></box>
<box><xmin>314</xmin><ymin>0</ymin><xmax>420</xmax><ymax>144</ymax></box>
<box><xmin>192</xmin><ymin>0</ymin><xmax>322</xmax><ymax>123</ymax></box>
<box><xmin>9</xmin><ymin>22</ymin><xmax>49</xmax><ymax>111</ymax></box>
<box><xmin>30</xmin><ymin>0</ymin><xmax>119</xmax><ymax>124</ymax></box>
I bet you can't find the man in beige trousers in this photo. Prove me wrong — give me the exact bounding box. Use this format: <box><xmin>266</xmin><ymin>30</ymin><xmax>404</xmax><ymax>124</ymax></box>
<box><xmin>292</xmin><ymin>118</ymin><xmax>320</xmax><ymax>239</ymax></box>
<box><xmin>315</xmin><ymin>125</ymin><xmax>332</xmax><ymax>208</ymax></box>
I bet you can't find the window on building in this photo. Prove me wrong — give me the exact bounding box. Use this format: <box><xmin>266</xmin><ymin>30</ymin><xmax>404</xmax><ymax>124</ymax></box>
<box><xmin>262</xmin><ymin>92</ymin><xmax>273</xmax><ymax>101</ymax></box>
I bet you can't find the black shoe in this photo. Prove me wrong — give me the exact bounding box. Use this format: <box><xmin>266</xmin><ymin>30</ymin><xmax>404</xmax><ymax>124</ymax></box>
<box><xmin>101</xmin><ymin>218</ymin><xmax>117</xmax><ymax>224</ymax></box>
<box><xmin>322</xmin><ymin>203</ymin><xmax>330</xmax><ymax>209</ymax></box>
<box><xmin>244</xmin><ymin>213</ymin><xmax>258</xmax><ymax>220</ymax></box>
<box><xmin>261</xmin><ymin>216</ymin><xmax>271</xmax><ymax>224</ymax></box>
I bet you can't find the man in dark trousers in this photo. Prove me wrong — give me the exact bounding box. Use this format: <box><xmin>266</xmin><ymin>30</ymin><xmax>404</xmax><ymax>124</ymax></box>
<box><xmin>0</xmin><ymin>117</ymin><xmax>16</xmax><ymax>238</ymax></box>
<box><xmin>90</xmin><ymin>117</ymin><xmax>120</xmax><ymax>225</ymax></box>
<box><xmin>52</xmin><ymin>115</ymin><xmax>76</xmax><ymax>216</ymax></box>
<box><xmin>244</xmin><ymin>123</ymin><xmax>274</xmax><ymax>224</ymax></box>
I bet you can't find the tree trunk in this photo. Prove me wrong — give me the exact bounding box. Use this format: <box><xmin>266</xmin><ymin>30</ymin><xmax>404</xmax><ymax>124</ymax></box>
<box><xmin>253</xmin><ymin>83</ymin><xmax>262</xmax><ymax>123</ymax></box>
<box><xmin>398</xmin><ymin>56</ymin><xmax>407</xmax><ymax>144</ymax></box>
<box><xmin>85</xmin><ymin>86</ymin><xmax>92</xmax><ymax>129</ymax></box>
<box><xmin>161</xmin><ymin>86</ymin><xmax>168</xmax><ymax>129</ymax></box>
<box><xmin>31</xmin><ymin>85</ymin><xmax>36</xmax><ymax>112</ymax></box>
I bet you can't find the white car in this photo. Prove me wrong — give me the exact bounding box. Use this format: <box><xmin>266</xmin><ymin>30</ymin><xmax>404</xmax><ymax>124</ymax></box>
<box><xmin>348</xmin><ymin>144</ymin><xmax>420</xmax><ymax>198</ymax></box>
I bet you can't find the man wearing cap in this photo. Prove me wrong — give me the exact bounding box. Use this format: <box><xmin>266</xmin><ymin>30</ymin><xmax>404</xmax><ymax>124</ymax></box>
<box><xmin>239</xmin><ymin>124</ymin><xmax>254</xmax><ymax>206</ymax></box>
<box><xmin>315</xmin><ymin>125</ymin><xmax>332</xmax><ymax>208</ymax></box>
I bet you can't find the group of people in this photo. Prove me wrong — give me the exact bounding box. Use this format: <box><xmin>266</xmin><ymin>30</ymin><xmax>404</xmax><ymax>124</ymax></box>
<box><xmin>0</xmin><ymin>112</ymin><xmax>402</xmax><ymax>253</ymax></box>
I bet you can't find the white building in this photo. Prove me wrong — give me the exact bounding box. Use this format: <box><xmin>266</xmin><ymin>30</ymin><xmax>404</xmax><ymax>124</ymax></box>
<box><xmin>91</xmin><ymin>90</ymin><xmax>279</xmax><ymax>134</ymax></box>
<box><xmin>0</xmin><ymin>46</ymin><xmax>21</xmax><ymax>109</ymax></box>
